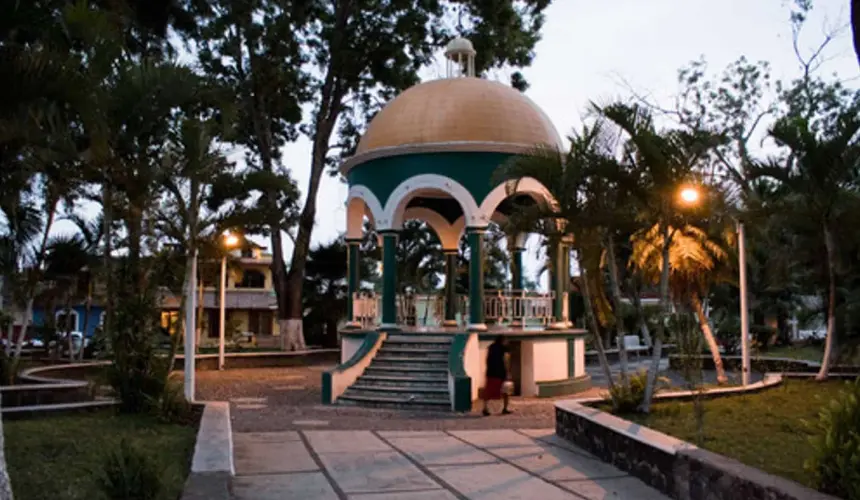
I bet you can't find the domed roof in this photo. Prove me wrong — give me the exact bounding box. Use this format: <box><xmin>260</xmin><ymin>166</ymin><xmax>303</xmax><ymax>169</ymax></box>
<box><xmin>343</xmin><ymin>77</ymin><xmax>562</xmax><ymax>171</ymax></box>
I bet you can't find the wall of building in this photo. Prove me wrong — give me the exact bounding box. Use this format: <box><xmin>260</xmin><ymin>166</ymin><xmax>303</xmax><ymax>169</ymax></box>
<box><xmin>31</xmin><ymin>306</ymin><xmax>104</xmax><ymax>337</ymax></box>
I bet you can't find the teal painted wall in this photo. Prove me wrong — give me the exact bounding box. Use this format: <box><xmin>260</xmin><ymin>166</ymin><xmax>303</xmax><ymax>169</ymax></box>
<box><xmin>347</xmin><ymin>151</ymin><xmax>516</xmax><ymax>208</ymax></box>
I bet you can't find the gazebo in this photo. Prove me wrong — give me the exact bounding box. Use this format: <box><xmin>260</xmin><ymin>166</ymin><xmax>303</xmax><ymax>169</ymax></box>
<box><xmin>322</xmin><ymin>39</ymin><xmax>590</xmax><ymax>411</ymax></box>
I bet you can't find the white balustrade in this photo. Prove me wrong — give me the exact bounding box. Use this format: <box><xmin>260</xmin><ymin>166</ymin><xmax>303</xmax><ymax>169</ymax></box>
<box><xmin>352</xmin><ymin>290</ymin><xmax>556</xmax><ymax>329</ymax></box>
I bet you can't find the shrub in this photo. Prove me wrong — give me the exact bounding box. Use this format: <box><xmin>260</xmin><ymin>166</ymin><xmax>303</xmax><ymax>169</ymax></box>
<box><xmin>609</xmin><ymin>369</ymin><xmax>670</xmax><ymax>413</ymax></box>
<box><xmin>153</xmin><ymin>377</ymin><xmax>195</xmax><ymax>425</ymax></box>
<box><xmin>98</xmin><ymin>438</ymin><xmax>162</xmax><ymax>500</ymax></box>
<box><xmin>805</xmin><ymin>379</ymin><xmax>860</xmax><ymax>499</ymax></box>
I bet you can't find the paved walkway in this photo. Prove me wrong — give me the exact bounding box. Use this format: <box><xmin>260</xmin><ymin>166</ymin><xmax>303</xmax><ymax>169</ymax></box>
<box><xmin>232</xmin><ymin>428</ymin><xmax>668</xmax><ymax>499</ymax></box>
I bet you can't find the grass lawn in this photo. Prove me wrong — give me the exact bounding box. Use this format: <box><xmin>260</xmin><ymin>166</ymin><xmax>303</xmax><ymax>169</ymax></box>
<box><xmin>614</xmin><ymin>380</ymin><xmax>851</xmax><ymax>487</ymax></box>
<box><xmin>5</xmin><ymin>410</ymin><xmax>198</xmax><ymax>500</ymax></box>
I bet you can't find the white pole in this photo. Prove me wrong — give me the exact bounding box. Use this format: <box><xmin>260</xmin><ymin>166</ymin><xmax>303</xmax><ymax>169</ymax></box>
<box><xmin>183</xmin><ymin>250</ymin><xmax>197</xmax><ymax>402</ymax></box>
<box><xmin>219</xmin><ymin>255</ymin><xmax>227</xmax><ymax>370</ymax></box>
<box><xmin>738</xmin><ymin>221</ymin><xmax>750</xmax><ymax>386</ymax></box>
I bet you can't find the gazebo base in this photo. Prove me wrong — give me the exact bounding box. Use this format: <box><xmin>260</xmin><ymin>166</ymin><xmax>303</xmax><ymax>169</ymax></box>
<box><xmin>324</xmin><ymin>327</ymin><xmax>591</xmax><ymax>411</ymax></box>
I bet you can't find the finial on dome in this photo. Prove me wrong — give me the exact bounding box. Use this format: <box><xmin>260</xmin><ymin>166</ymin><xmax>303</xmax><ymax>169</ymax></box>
<box><xmin>445</xmin><ymin>37</ymin><xmax>476</xmax><ymax>78</ymax></box>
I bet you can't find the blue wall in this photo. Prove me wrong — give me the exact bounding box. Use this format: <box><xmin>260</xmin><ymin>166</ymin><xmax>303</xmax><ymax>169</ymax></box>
<box><xmin>32</xmin><ymin>306</ymin><xmax>104</xmax><ymax>338</ymax></box>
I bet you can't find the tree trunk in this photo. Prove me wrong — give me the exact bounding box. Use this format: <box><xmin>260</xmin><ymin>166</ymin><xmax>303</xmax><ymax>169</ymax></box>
<box><xmin>0</xmin><ymin>395</ymin><xmax>13</xmax><ymax>500</ymax></box>
<box><xmin>11</xmin><ymin>299</ymin><xmax>33</xmax><ymax>363</ymax></box>
<box><xmin>79</xmin><ymin>280</ymin><xmax>92</xmax><ymax>361</ymax></box>
<box><xmin>605</xmin><ymin>236</ymin><xmax>629</xmax><ymax>388</ymax></box>
<box><xmin>577</xmin><ymin>254</ymin><xmax>615</xmax><ymax>392</ymax></box>
<box><xmin>196</xmin><ymin>277</ymin><xmax>203</xmax><ymax>351</ymax></box>
<box><xmin>64</xmin><ymin>293</ymin><xmax>74</xmax><ymax>362</ymax></box>
<box><xmin>630</xmin><ymin>282</ymin><xmax>653</xmax><ymax>347</ymax></box>
<box><xmin>691</xmin><ymin>292</ymin><xmax>727</xmax><ymax>384</ymax></box>
<box><xmin>817</xmin><ymin>224</ymin><xmax>838</xmax><ymax>380</ymax></box>
<box><xmin>102</xmin><ymin>185</ymin><xmax>114</xmax><ymax>340</ymax></box>
<box><xmin>639</xmin><ymin>224</ymin><xmax>672</xmax><ymax>413</ymax></box>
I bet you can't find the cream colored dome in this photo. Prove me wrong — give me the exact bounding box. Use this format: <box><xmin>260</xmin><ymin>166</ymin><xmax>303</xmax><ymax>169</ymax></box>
<box><xmin>353</xmin><ymin>77</ymin><xmax>562</xmax><ymax>159</ymax></box>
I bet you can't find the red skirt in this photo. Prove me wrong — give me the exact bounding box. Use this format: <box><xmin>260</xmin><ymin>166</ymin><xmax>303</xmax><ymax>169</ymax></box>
<box><xmin>484</xmin><ymin>377</ymin><xmax>504</xmax><ymax>400</ymax></box>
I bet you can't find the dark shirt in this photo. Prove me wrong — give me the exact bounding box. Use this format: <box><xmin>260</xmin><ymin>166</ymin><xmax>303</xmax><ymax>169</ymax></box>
<box><xmin>486</xmin><ymin>342</ymin><xmax>507</xmax><ymax>379</ymax></box>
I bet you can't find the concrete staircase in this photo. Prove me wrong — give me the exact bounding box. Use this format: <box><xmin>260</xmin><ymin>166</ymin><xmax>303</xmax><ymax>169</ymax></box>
<box><xmin>338</xmin><ymin>335</ymin><xmax>452</xmax><ymax>410</ymax></box>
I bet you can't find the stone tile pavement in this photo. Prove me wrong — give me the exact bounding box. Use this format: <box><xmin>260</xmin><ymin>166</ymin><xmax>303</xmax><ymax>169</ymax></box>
<box><xmin>231</xmin><ymin>428</ymin><xmax>669</xmax><ymax>500</ymax></box>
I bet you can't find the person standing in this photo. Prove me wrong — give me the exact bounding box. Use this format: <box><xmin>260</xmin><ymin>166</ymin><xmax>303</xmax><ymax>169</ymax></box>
<box><xmin>482</xmin><ymin>335</ymin><xmax>512</xmax><ymax>416</ymax></box>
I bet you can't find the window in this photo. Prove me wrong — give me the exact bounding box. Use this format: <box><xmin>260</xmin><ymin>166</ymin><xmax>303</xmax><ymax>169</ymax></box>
<box><xmin>237</xmin><ymin>270</ymin><xmax>266</xmax><ymax>289</ymax></box>
<box><xmin>248</xmin><ymin>310</ymin><xmax>273</xmax><ymax>336</ymax></box>
<box><xmin>160</xmin><ymin>311</ymin><xmax>180</xmax><ymax>335</ymax></box>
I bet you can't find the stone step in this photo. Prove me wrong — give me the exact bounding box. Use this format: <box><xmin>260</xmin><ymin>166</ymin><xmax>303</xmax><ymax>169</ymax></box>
<box><xmin>363</xmin><ymin>367</ymin><xmax>448</xmax><ymax>378</ymax></box>
<box><xmin>382</xmin><ymin>340</ymin><xmax>453</xmax><ymax>350</ymax></box>
<box><xmin>356</xmin><ymin>378</ymin><xmax>448</xmax><ymax>389</ymax></box>
<box><xmin>370</xmin><ymin>360</ymin><xmax>448</xmax><ymax>370</ymax></box>
<box><xmin>338</xmin><ymin>393</ymin><xmax>450</xmax><ymax>411</ymax></box>
<box><xmin>385</xmin><ymin>334</ymin><xmax>454</xmax><ymax>344</ymax></box>
<box><xmin>375</xmin><ymin>350</ymin><xmax>448</xmax><ymax>361</ymax></box>
<box><xmin>380</xmin><ymin>344</ymin><xmax>451</xmax><ymax>354</ymax></box>
<box><xmin>359</xmin><ymin>374</ymin><xmax>448</xmax><ymax>386</ymax></box>
<box><xmin>349</xmin><ymin>383</ymin><xmax>449</xmax><ymax>395</ymax></box>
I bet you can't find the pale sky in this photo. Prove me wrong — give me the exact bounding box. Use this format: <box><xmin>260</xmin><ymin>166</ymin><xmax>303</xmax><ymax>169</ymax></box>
<box><xmin>278</xmin><ymin>0</ymin><xmax>859</xmax><ymax>285</ymax></box>
<box><xmin>53</xmin><ymin>0</ymin><xmax>858</xmax><ymax>287</ymax></box>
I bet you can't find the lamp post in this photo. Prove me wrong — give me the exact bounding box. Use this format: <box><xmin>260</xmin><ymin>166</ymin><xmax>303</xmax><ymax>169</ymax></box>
<box><xmin>219</xmin><ymin>231</ymin><xmax>240</xmax><ymax>370</ymax></box>
<box><xmin>678</xmin><ymin>186</ymin><xmax>750</xmax><ymax>386</ymax></box>
<box><xmin>184</xmin><ymin>248</ymin><xmax>198</xmax><ymax>401</ymax></box>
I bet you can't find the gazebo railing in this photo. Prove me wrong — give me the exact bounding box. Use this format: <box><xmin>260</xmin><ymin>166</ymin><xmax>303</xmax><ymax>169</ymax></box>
<box><xmin>352</xmin><ymin>290</ymin><xmax>557</xmax><ymax>329</ymax></box>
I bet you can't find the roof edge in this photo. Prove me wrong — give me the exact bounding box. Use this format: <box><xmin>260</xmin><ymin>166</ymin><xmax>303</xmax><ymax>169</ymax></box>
<box><xmin>339</xmin><ymin>141</ymin><xmax>561</xmax><ymax>176</ymax></box>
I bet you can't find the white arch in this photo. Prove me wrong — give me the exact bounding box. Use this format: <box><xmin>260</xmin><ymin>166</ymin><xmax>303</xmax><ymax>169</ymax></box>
<box><xmin>55</xmin><ymin>309</ymin><xmax>79</xmax><ymax>332</ymax></box>
<box><xmin>382</xmin><ymin>174</ymin><xmax>484</xmax><ymax>230</ymax></box>
<box><xmin>402</xmin><ymin>207</ymin><xmax>460</xmax><ymax>250</ymax></box>
<box><xmin>479</xmin><ymin>177</ymin><xmax>558</xmax><ymax>219</ymax></box>
<box><xmin>346</xmin><ymin>185</ymin><xmax>384</xmax><ymax>239</ymax></box>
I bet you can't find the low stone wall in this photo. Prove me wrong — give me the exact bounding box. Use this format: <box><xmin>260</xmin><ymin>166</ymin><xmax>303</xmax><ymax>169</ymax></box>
<box><xmin>3</xmin><ymin>362</ymin><xmax>111</xmax><ymax>409</ymax></box>
<box><xmin>668</xmin><ymin>354</ymin><xmax>860</xmax><ymax>375</ymax></box>
<box><xmin>174</xmin><ymin>348</ymin><xmax>339</xmax><ymax>371</ymax></box>
<box><xmin>555</xmin><ymin>392</ymin><xmax>837</xmax><ymax>500</ymax></box>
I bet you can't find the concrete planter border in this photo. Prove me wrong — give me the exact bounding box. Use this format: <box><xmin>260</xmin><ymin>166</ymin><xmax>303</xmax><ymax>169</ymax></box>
<box><xmin>181</xmin><ymin>401</ymin><xmax>233</xmax><ymax>500</ymax></box>
<box><xmin>668</xmin><ymin>354</ymin><xmax>860</xmax><ymax>375</ymax></box>
<box><xmin>554</xmin><ymin>374</ymin><xmax>838</xmax><ymax>500</ymax></box>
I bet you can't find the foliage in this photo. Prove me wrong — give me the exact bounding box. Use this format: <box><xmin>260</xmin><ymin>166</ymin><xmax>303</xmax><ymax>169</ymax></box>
<box><xmin>103</xmin><ymin>261</ymin><xmax>170</xmax><ymax>414</ymax></box>
<box><xmin>6</xmin><ymin>411</ymin><xmax>196</xmax><ymax>500</ymax></box>
<box><xmin>97</xmin><ymin>438</ymin><xmax>162</xmax><ymax>500</ymax></box>
<box><xmin>608</xmin><ymin>369</ymin><xmax>669</xmax><ymax>413</ymax></box>
<box><xmin>619</xmin><ymin>380</ymin><xmax>845</xmax><ymax>488</ymax></box>
<box><xmin>805</xmin><ymin>379</ymin><xmax>860</xmax><ymax>499</ymax></box>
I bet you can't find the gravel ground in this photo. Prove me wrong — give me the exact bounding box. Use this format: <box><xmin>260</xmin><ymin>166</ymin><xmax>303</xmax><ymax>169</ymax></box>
<box><xmin>195</xmin><ymin>366</ymin><xmax>606</xmax><ymax>431</ymax></box>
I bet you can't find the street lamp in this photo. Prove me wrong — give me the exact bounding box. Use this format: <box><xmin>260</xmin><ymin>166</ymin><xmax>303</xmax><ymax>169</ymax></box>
<box><xmin>678</xmin><ymin>186</ymin><xmax>751</xmax><ymax>386</ymax></box>
<box><xmin>219</xmin><ymin>231</ymin><xmax>240</xmax><ymax>370</ymax></box>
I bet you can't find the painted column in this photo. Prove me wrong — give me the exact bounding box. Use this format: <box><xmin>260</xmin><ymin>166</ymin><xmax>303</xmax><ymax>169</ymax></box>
<box><xmin>511</xmin><ymin>246</ymin><xmax>525</xmax><ymax>290</ymax></box>
<box><xmin>549</xmin><ymin>240</ymin><xmax>566</xmax><ymax>329</ymax></box>
<box><xmin>511</xmin><ymin>245</ymin><xmax>525</xmax><ymax>327</ymax></box>
<box><xmin>380</xmin><ymin>231</ymin><xmax>399</xmax><ymax>329</ymax></box>
<box><xmin>561</xmin><ymin>239</ymin><xmax>572</xmax><ymax>325</ymax></box>
<box><xmin>443</xmin><ymin>249</ymin><xmax>458</xmax><ymax>327</ymax></box>
<box><xmin>345</xmin><ymin>239</ymin><xmax>361</xmax><ymax>328</ymax></box>
<box><xmin>467</xmin><ymin>227</ymin><xmax>487</xmax><ymax>331</ymax></box>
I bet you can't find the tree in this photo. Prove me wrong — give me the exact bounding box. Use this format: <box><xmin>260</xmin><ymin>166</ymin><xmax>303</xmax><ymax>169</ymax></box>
<box><xmin>752</xmin><ymin>92</ymin><xmax>860</xmax><ymax>380</ymax></box>
<box><xmin>598</xmin><ymin>102</ymin><xmax>722</xmax><ymax>412</ymax></box>
<box><xmin>194</xmin><ymin>0</ymin><xmax>554</xmax><ymax>348</ymax></box>
<box><xmin>632</xmin><ymin>222</ymin><xmax>731</xmax><ymax>384</ymax></box>
<box><xmin>495</xmin><ymin>136</ymin><xmax>619</xmax><ymax>393</ymax></box>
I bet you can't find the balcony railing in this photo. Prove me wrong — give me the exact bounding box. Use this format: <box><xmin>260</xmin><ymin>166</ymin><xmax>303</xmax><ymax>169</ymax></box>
<box><xmin>351</xmin><ymin>290</ymin><xmax>559</xmax><ymax>329</ymax></box>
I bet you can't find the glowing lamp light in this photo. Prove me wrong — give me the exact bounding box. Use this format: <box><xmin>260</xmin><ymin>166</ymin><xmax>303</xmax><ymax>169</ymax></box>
<box><xmin>223</xmin><ymin>231</ymin><xmax>240</xmax><ymax>247</ymax></box>
<box><xmin>679</xmin><ymin>187</ymin><xmax>700</xmax><ymax>205</ymax></box>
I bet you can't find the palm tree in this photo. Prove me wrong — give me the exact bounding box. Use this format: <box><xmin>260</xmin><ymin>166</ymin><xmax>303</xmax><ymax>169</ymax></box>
<box><xmin>494</xmin><ymin>131</ymin><xmax>621</xmax><ymax>392</ymax></box>
<box><xmin>598</xmin><ymin>102</ymin><xmax>723</xmax><ymax>411</ymax></box>
<box><xmin>751</xmin><ymin>105</ymin><xmax>860</xmax><ymax>380</ymax></box>
<box><xmin>632</xmin><ymin>223</ymin><xmax>731</xmax><ymax>384</ymax></box>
